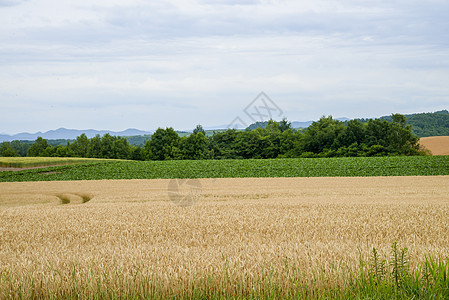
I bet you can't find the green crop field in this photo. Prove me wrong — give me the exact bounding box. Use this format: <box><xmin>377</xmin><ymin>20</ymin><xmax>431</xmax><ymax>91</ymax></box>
<box><xmin>1</xmin><ymin>156</ymin><xmax>448</xmax><ymax>182</ymax></box>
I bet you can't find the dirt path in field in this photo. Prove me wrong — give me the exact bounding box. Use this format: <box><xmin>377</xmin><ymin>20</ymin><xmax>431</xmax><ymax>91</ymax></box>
<box><xmin>420</xmin><ymin>136</ymin><xmax>449</xmax><ymax>155</ymax></box>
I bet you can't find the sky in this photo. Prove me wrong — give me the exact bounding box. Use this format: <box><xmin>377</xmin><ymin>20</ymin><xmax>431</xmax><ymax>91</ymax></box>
<box><xmin>1</xmin><ymin>0</ymin><xmax>448</xmax><ymax>134</ymax></box>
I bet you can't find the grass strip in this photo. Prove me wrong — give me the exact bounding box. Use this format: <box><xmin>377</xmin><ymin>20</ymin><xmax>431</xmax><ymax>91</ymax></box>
<box><xmin>0</xmin><ymin>157</ymin><xmax>107</xmax><ymax>168</ymax></box>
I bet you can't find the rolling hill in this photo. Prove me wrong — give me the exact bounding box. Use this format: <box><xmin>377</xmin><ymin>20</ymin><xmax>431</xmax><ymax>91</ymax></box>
<box><xmin>420</xmin><ymin>136</ymin><xmax>449</xmax><ymax>155</ymax></box>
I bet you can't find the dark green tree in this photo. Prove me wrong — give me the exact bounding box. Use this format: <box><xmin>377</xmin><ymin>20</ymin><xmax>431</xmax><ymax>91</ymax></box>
<box><xmin>278</xmin><ymin>129</ymin><xmax>300</xmax><ymax>157</ymax></box>
<box><xmin>53</xmin><ymin>145</ymin><xmax>71</xmax><ymax>157</ymax></box>
<box><xmin>112</xmin><ymin>137</ymin><xmax>132</xmax><ymax>159</ymax></box>
<box><xmin>193</xmin><ymin>124</ymin><xmax>206</xmax><ymax>135</ymax></box>
<box><xmin>387</xmin><ymin>114</ymin><xmax>420</xmax><ymax>155</ymax></box>
<box><xmin>100</xmin><ymin>134</ymin><xmax>115</xmax><ymax>158</ymax></box>
<box><xmin>365</xmin><ymin>119</ymin><xmax>390</xmax><ymax>148</ymax></box>
<box><xmin>10</xmin><ymin>140</ymin><xmax>31</xmax><ymax>157</ymax></box>
<box><xmin>70</xmin><ymin>133</ymin><xmax>90</xmax><ymax>157</ymax></box>
<box><xmin>27</xmin><ymin>137</ymin><xmax>52</xmax><ymax>157</ymax></box>
<box><xmin>334</xmin><ymin>119</ymin><xmax>365</xmax><ymax>148</ymax></box>
<box><xmin>235</xmin><ymin>129</ymin><xmax>264</xmax><ymax>159</ymax></box>
<box><xmin>181</xmin><ymin>132</ymin><xmax>210</xmax><ymax>160</ymax></box>
<box><xmin>130</xmin><ymin>146</ymin><xmax>145</xmax><ymax>161</ymax></box>
<box><xmin>279</xmin><ymin>117</ymin><xmax>292</xmax><ymax>133</ymax></box>
<box><xmin>145</xmin><ymin>128</ymin><xmax>181</xmax><ymax>160</ymax></box>
<box><xmin>87</xmin><ymin>135</ymin><xmax>102</xmax><ymax>158</ymax></box>
<box><xmin>302</xmin><ymin>116</ymin><xmax>345</xmax><ymax>153</ymax></box>
<box><xmin>260</xmin><ymin>121</ymin><xmax>282</xmax><ymax>158</ymax></box>
<box><xmin>209</xmin><ymin>129</ymin><xmax>240</xmax><ymax>159</ymax></box>
<box><xmin>0</xmin><ymin>142</ymin><xmax>19</xmax><ymax>157</ymax></box>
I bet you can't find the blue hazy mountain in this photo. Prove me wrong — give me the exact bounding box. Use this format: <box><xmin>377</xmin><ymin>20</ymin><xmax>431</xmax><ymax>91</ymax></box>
<box><xmin>0</xmin><ymin>128</ymin><xmax>153</xmax><ymax>142</ymax></box>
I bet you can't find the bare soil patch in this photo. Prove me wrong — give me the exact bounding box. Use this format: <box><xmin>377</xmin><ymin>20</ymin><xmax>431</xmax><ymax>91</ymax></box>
<box><xmin>420</xmin><ymin>136</ymin><xmax>449</xmax><ymax>155</ymax></box>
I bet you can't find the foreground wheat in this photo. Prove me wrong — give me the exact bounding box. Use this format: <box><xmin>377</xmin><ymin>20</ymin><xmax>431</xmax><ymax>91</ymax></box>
<box><xmin>0</xmin><ymin>176</ymin><xmax>448</xmax><ymax>298</ymax></box>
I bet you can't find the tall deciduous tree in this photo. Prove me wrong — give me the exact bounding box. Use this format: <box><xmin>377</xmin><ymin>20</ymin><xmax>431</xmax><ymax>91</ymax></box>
<box><xmin>302</xmin><ymin>116</ymin><xmax>345</xmax><ymax>153</ymax></box>
<box><xmin>27</xmin><ymin>137</ymin><xmax>52</xmax><ymax>157</ymax></box>
<box><xmin>70</xmin><ymin>133</ymin><xmax>89</xmax><ymax>157</ymax></box>
<box><xmin>181</xmin><ymin>131</ymin><xmax>210</xmax><ymax>160</ymax></box>
<box><xmin>388</xmin><ymin>113</ymin><xmax>419</xmax><ymax>155</ymax></box>
<box><xmin>0</xmin><ymin>142</ymin><xmax>19</xmax><ymax>157</ymax></box>
<box><xmin>146</xmin><ymin>127</ymin><xmax>181</xmax><ymax>160</ymax></box>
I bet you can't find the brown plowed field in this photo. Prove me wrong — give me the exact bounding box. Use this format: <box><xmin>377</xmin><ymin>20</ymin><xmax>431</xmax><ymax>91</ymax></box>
<box><xmin>420</xmin><ymin>136</ymin><xmax>449</xmax><ymax>155</ymax></box>
<box><xmin>1</xmin><ymin>177</ymin><xmax>448</xmax><ymax>295</ymax></box>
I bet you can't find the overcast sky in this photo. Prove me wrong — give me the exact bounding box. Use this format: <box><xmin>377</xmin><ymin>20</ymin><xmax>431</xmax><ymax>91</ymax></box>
<box><xmin>1</xmin><ymin>0</ymin><xmax>448</xmax><ymax>134</ymax></box>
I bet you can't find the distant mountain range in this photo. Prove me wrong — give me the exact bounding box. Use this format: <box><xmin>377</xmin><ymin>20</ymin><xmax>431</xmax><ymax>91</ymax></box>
<box><xmin>291</xmin><ymin>118</ymin><xmax>350</xmax><ymax>129</ymax></box>
<box><xmin>1</xmin><ymin>111</ymin><xmax>447</xmax><ymax>142</ymax></box>
<box><xmin>245</xmin><ymin>118</ymin><xmax>350</xmax><ymax>131</ymax></box>
<box><xmin>0</xmin><ymin>119</ymin><xmax>339</xmax><ymax>142</ymax></box>
<box><xmin>205</xmin><ymin>118</ymin><xmax>351</xmax><ymax>131</ymax></box>
<box><xmin>0</xmin><ymin>128</ymin><xmax>153</xmax><ymax>142</ymax></box>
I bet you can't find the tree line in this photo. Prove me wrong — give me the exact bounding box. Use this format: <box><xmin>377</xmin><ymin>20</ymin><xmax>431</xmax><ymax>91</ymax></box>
<box><xmin>382</xmin><ymin>110</ymin><xmax>449</xmax><ymax>137</ymax></box>
<box><xmin>0</xmin><ymin>114</ymin><xmax>426</xmax><ymax>160</ymax></box>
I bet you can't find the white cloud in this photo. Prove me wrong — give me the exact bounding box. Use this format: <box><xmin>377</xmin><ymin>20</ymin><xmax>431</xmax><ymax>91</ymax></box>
<box><xmin>0</xmin><ymin>0</ymin><xmax>448</xmax><ymax>133</ymax></box>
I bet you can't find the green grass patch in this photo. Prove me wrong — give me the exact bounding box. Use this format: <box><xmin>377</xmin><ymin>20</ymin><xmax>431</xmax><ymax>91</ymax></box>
<box><xmin>350</xmin><ymin>243</ymin><xmax>449</xmax><ymax>299</ymax></box>
<box><xmin>1</xmin><ymin>156</ymin><xmax>448</xmax><ymax>182</ymax></box>
<box><xmin>0</xmin><ymin>157</ymin><xmax>110</xmax><ymax>168</ymax></box>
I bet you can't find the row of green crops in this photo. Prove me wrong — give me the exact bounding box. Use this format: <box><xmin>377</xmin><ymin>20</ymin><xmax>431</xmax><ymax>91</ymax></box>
<box><xmin>1</xmin><ymin>156</ymin><xmax>448</xmax><ymax>182</ymax></box>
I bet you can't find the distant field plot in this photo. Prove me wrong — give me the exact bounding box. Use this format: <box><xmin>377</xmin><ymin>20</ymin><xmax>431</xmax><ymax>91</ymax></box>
<box><xmin>1</xmin><ymin>156</ymin><xmax>449</xmax><ymax>182</ymax></box>
<box><xmin>0</xmin><ymin>157</ymin><xmax>107</xmax><ymax>168</ymax></box>
<box><xmin>420</xmin><ymin>136</ymin><xmax>449</xmax><ymax>155</ymax></box>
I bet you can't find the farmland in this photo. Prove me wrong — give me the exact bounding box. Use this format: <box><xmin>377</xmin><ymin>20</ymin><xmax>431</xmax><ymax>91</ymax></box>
<box><xmin>1</xmin><ymin>177</ymin><xmax>449</xmax><ymax>298</ymax></box>
<box><xmin>420</xmin><ymin>136</ymin><xmax>449</xmax><ymax>155</ymax></box>
<box><xmin>1</xmin><ymin>156</ymin><xmax>449</xmax><ymax>298</ymax></box>
<box><xmin>0</xmin><ymin>157</ymin><xmax>110</xmax><ymax>169</ymax></box>
<box><xmin>1</xmin><ymin>155</ymin><xmax>449</xmax><ymax>182</ymax></box>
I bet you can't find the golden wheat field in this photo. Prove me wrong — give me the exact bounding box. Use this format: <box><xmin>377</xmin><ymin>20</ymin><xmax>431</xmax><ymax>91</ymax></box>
<box><xmin>1</xmin><ymin>176</ymin><xmax>449</xmax><ymax>298</ymax></box>
<box><xmin>420</xmin><ymin>136</ymin><xmax>449</xmax><ymax>156</ymax></box>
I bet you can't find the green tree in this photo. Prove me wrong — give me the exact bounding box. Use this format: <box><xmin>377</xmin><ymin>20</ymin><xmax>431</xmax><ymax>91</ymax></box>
<box><xmin>10</xmin><ymin>140</ymin><xmax>31</xmax><ymax>157</ymax></box>
<box><xmin>27</xmin><ymin>137</ymin><xmax>52</xmax><ymax>157</ymax></box>
<box><xmin>279</xmin><ymin>117</ymin><xmax>292</xmax><ymax>133</ymax></box>
<box><xmin>112</xmin><ymin>137</ymin><xmax>132</xmax><ymax>159</ymax></box>
<box><xmin>334</xmin><ymin>119</ymin><xmax>365</xmax><ymax>148</ymax></box>
<box><xmin>387</xmin><ymin>114</ymin><xmax>420</xmax><ymax>155</ymax></box>
<box><xmin>278</xmin><ymin>129</ymin><xmax>299</xmax><ymax>157</ymax></box>
<box><xmin>260</xmin><ymin>121</ymin><xmax>282</xmax><ymax>158</ymax></box>
<box><xmin>130</xmin><ymin>146</ymin><xmax>145</xmax><ymax>161</ymax></box>
<box><xmin>209</xmin><ymin>129</ymin><xmax>240</xmax><ymax>159</ymax></box>
<box><xmin>70</xmin><ymin>133</ymin><xmax>90</xmax><ymax>157</ymax></box>
<box><xmin>0</xmin><ymin>142</ymin><xmax>19</xmax><ymax>157</ymax></box>
<box><xmin>88</xmin><ymin>135</ymin><xmax>102</xmax><ymax>158</ymax></box>
<box><xmin>235</xmin><ymin>129</ymin><xmax>264</xmax><ymax>159</ymax></box>
<box><xmin>53</xmin><ymin>145</ymin><xmax>71</xmax><ymax>157</ymax></box>
<box><xmin>193</xmin><ymin>124</ymin><xmax>206</xmax><ymax>135</ymax></box>
<box><xmin>100</xmin><ymin>134</ymin><xmax>115</xmax><ymax>159</ymax></box>
<box><xmin>302</xmin><ymin>116</ymin><xmax>345</xmax><ymax>153</ymax></box>
<box><xmin>181</xmin><ymin>132</ymin><xmax>210</xmax><ymax>160</ymax></box>
<box><xmin>146</xmin><ymin>128</ymin><xmax>181</xmax><ymax>160</ymax></box>
<box><xmin>364</xmin><ymin>119</ymin><xmax>390</xmax><ymax>148</ymax></box>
